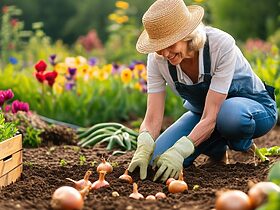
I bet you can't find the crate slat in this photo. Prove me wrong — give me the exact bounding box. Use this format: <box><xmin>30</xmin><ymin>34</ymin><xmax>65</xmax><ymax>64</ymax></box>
<box><xmin>0</xmin><ymin>150</ymin><xmax>22</xmax><ymax>177</ymax></box>
<box><xmin>0</xmin><ymin>135</ymin><xmax>22</xmax><ymax>160</ymax></box>
<box><xmin>0</xmin><ymin>164</ymin><xmax>22</xmax><ymax>188</ymax></box>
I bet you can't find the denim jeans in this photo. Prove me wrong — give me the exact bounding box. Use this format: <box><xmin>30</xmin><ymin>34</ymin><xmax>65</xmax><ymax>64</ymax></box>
<box><xmin>150</xmin><ymin>97</ymin><xmax>278</xmax><ymax>167</ymax></box>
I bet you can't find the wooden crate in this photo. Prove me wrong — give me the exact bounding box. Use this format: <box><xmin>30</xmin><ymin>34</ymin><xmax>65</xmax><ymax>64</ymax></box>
<box><xmin>0</xmin><ymin>134</ymin><xmax>23</xmax><ymax>188</ymax></box>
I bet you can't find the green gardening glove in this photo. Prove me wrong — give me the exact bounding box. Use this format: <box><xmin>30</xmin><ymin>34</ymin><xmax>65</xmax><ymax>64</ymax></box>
<box><xmin>153</xmin><ymin>136</ymin><xmax>194</xmax><ymax>182</ymax></box>
<box><xmin>128</xmin><ymin>131</ymin><xmax>155</xmax><ymax>180</ymax></box>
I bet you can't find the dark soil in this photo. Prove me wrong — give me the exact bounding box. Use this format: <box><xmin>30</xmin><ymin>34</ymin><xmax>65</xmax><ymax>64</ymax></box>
<box><xmin>1</xmin><ymin>126</ymin><xmax>280</xmax><ymax>210</ymax></box>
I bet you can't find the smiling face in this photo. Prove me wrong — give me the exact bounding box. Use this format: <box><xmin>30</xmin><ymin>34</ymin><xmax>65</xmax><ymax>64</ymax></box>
<box><xmin>156</xmin><ymin>40</ymin><xmax>195</xmax><ymax>65</ymax></box>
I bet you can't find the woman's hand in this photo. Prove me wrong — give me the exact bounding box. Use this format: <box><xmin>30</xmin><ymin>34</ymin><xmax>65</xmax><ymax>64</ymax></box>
<box><xmin>128</xmin><ymin>131</ymin><xmax>155</xmax><ymax>180</ymax></box>
<box><xmin>153</xmin><ymin>136</ymin><xmax>194</xmax><ymax>182</ymax></box>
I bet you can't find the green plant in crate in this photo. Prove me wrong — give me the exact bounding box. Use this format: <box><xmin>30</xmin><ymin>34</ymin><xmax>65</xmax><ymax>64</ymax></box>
<box><xmin>0</xmin><ymin>112</ymin><xmax>18</xmax><ymax>142</ymax></box>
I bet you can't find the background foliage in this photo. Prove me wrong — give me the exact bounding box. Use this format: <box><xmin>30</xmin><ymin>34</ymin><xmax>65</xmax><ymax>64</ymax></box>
<box><xmin>0</xmin><ymin>0</ymin><xmax>280</xmax><ymax>127</ymax></box>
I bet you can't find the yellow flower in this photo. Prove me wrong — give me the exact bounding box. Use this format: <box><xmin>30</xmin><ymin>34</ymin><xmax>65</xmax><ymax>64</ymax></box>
<box><xmin>140</xmin><ymin>70</ymin><xmax>147</xmax><ymax>81</ymax></box>
<box><xmin>108</xmin><ymin>13</ymin><xmax>118</xmax><ymax>21</ymax></box>
<box><xmin>76</xmin><ymin>56</ymin><xmax>87</xmax><ymax>65</ymax></box>
<box><xmin>102</xmin><ymin>64</ymin><xmax>113</xmax><ymax>74</ymax></box>
<box><xmin>90</xmin><ymin>66</ymin><xmax>100</xmax><ymax>79</ymax></box>
<box><xmin>54</xmin><ymin>62</ymin><xmax>68</xmax><ymax>74</ymax></box>
<box><xmin>121</xmin><ymin>68</ymin><xmax>132</xmax><ymax>84</ymax></box>
<box><xmin>116</xmin><ymin>1</ymin><xmax>129</xmax><ymax>9</ymax></box>
<box><xmin>115</xmin><ymin>16</ymin><xmax>129</xmax><ymax>24</ymax></box>
<box><xmin>55</xmin><ymin>75</ymin><xmax>66</xmax><ymax>85</ymax></box>
<box><xmin>134</xmin><ymin>64</ymin><xmax>146</xmax><ymax>71</ymax></box>
<box><xmin>98</xmin><ymin>70</ymin><xmax>109</xmax><ymax>81</ymax></box>
<box><xmin>53</xmin><ymin>83</ymin><xmax>64</xmax><ymax>95</ymax></box>
<box><xmin>194</xmin><ymin>0</ymin><xmax>204</xmax><ymax>3</ymax></box>
<box><xmin>77</xmin><ymin>64</ymin><xmax>90</xmax><ymax>78</ymax></box>
<box><xmin>134</xmin><ymin>82</ymin><xmax>142</xmax><ymax>91</ymax></box>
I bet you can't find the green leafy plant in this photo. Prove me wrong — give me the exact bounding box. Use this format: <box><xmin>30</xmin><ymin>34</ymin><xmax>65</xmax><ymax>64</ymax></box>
<box><xmin>77</xmin><ymin>122</ymin><xmax>138</xmax><ymax>151</ymax></box>
<box><xmin>0</xmin><ymin>111</ymin><xmax>18</xmax><ymax>142</ymax></box>
<box><xmin>22</xmin><ymin>126</ymin><xmax>42</xmax><ymax>147</ymax></box>
<box><xmin>59</xmin><ymin>159</ymin><xmax>68</xmax><ymax>167</ymax></box>
<box><xmin>79</xmin><ymin>155</ymin><xmax>86</xmax><ymax>166</ymax></box>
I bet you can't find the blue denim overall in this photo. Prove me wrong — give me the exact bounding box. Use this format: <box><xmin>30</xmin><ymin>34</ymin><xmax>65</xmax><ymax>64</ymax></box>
<box><xmin>150</xmin><ymin>38</ymin><xmax>278</xmax><ymax>167</ymax></box>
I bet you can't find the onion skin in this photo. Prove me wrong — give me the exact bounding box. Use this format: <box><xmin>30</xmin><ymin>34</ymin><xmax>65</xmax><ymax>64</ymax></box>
<box><xmin>91</xmin><ymin>171</ymin><xmax>110</xmax><ymax>190</ymax></box>
<box><xmin>215</xmin><ymin>190</ymin><xmax>252</xmax><ymax>210</ymax></box>
<box><xmin>119</xmin><ymin>169</ymin><xmax>133</xmax><ymax>184</ymax></box>
<box><xmin>166</xmin><ymin>178</ymin><xmax>175</xmax><ymax>186</ymax></box>
<box><xmin>155</xmin><ymin>192</ymin><xmax>167</xmax><ymax>199</ymax></box>
<box><xmin>146</xmin><ymin>195</ymin><xmax>156</xmax><ymax>200</ymax></box>
<box><xmin>51</xmin><ymin>186</ymin><xmax>84</xmax><ymax>210</ymax></box>
<box><xmin>129</xmin><ymin>183</ymin><xmax>144</xmax><ymax>200</ymax></box>
<box><xmin>97</xmin><ymin>158</ymin><xmax>113</xmax><ymax>173</ymax></box>
<box><xmin>168</xmin><ymin>170</ymin><xmax>188</xmax><ymax>194</ymax></box>
<box><xmin>65</xmin><ymin>170</ymin><xmax>92</xmax><ymax>190</ymax></box>
<box><xmin>248</xmin><ymin>181</ymin><xmax>280</xmax><ymax>208</ymax></box>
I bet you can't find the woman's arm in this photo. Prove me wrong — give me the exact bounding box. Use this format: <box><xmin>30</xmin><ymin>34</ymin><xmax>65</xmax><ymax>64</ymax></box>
<box><xmin>140</xmin><ymin>91</ymin><xmax>166</xmax><ymax>140</ymax></box>
<box><xmin>188</xmin><ymin>89</ymin><xmax>227</xmax><ymax>146</ymax></box>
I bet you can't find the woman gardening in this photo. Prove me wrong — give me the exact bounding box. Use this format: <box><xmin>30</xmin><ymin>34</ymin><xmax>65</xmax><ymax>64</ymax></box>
<box><xmin>128</xmin><ymin>0</ymin><xmax>278</xmax><ymax>182</ymax></box>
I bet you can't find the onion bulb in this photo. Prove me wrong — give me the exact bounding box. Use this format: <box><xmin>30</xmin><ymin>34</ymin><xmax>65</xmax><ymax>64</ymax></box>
<box><xmin>66</xmin><ymin>170</ymin><xmax>92</xmax><ymax>190</ymax></box>
<box><xmin>168</xmin><ymin>170</ymin><xmax>188</xmax><ymax>194</ymax></box>
<box><xmin>97</xmin><ymin>158</ymin><xmax>113</xmax><ymax>173</ymax></box>
<box><xmin>119</xmin><ymin>169</ymin><xmax>133</xmax><ymax>184</ymax></box>
<box><xmin>129</xmin><ymin>183</ymin><xmax>144</xmax><ymax>199</ymax></box>
<box><xmin>91</xmin><ymin>171</ymin><xmax>110</xmax><ymax>190</ymax></box>
<box><xmin>51</xmin><ymin>186</ymin><xmax>84</xmax><ymax>210</ymax></box>
<box><xmin>166</xmin><ymin>177</ymin><xmax>175</xmax><ymax>186</ymax></box>
<box><xmin>248</xmin><ymin>181</ymin><xmax>280</xmax><ymax>208</ymax></box>
<box><xmin>215</xmin><ymin>190</ymin><xmax>252</xmax><ymax>210</ymax></box>
<box><xmin>146</xmin><ymin>195</ymin><xmax>156</xmax><ymax>200</ymax></box>
<box><xmin>155</xmin><ymin>192</ymin><xmax>167</xmax><ymax>199</ymax></box>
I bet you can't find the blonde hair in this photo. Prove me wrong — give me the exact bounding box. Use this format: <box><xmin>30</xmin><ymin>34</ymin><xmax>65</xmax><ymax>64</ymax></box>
<box><xmin>183</xmin><ymin>23</ymin><xmax>206</xmax><ymax>51</ymax></box>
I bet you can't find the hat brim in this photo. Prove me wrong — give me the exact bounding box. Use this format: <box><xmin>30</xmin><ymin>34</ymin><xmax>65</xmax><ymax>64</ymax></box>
<box><xmin>136</xmin><ymin>5</ymin><xmax>204</xmax><ymax>54</ymax></box>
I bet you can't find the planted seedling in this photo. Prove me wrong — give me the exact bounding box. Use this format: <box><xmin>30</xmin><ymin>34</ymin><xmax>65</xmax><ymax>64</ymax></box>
<box><xmin>91</xmin><ymin>171</ymin><xmax>110</xmax><ymax>190</ymax></box>
<box><xmin>119</xmin><ymin>169</ymin><xmax>133</xmax><ymax>184</ymax></box>
<box><xmin>97</xmin><ymin>158</ymin><xmax>113</xmax><ymax>173</ymax></box>
<box><xmin>79</xmin><ymin>155</ymin><xmax>86</xmax><ymax>166</ymax></box>
<box><xmin>129</xmin><ymin>183</ymin><xmax>144</xmax><ymax>199</ymax></box>
<box><xmin>59</xmin><ymin>159</ymin><xmax>68</xmax><ymax>167</ymax></box>
<box><xmin>66</xmin><ymin>170</ymin><xmax>92</xmax><ymax>191</ymax></box>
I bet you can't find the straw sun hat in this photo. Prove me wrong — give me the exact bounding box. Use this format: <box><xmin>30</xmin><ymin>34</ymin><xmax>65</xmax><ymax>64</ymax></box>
<box><xmin>136</xmin><ymin>0</ymin><xmax>204</xmax><ymax>54</ymax></box>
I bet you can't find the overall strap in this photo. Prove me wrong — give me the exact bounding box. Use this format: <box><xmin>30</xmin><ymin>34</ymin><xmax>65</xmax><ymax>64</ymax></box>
<box><xmin>168</xmin><ymin>59</ymin><xmax>178</xmax><ymax>82</ymax></box>
<box><xmin>203</xmin><ymin>36</ymin><xmax>211</xmax><ymax>82</ymax></box>
<box><xmin>168</xmin><ymin>36</ymin><xmax>211</xmax><ymax>83</ymax></box>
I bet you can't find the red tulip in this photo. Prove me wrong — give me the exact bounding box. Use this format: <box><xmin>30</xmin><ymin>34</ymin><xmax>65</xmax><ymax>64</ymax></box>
<box><xmin>35</xmin><ymin>60</ymin><xmax>47</xmax><ymax>72</ymax></box>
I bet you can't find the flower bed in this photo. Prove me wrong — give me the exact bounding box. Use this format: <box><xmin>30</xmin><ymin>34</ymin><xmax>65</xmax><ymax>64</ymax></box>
<box><xmin>0</xmin><ymin>126</ymin><xmax>279</xmax><ymax>209</ymax></box>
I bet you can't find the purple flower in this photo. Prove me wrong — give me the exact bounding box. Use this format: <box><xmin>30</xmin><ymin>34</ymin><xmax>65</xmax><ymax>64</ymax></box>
<box><xmin>11</xmin><ymin>100</ymin><xmax>29</xmax><ymax>113</ymax></box>
<box><xmin>65</xmin><ymin>82</ymin><xmax>75</xmax><ymax>91</ymax></box>
<box><xmin>88</xmin><ymin>57</ymin><xmax>97</xmax><ymax>66</ymax></box>
<box><xmin>68</xmin><ymin>67</ymin><xmax>77</xmax><ymax>76</ymax></box>
<box><xmin>3</xmin><ymin>89</ymin><xmax>14</xmax><ymax>100</ymax></box>
<box><xmin>49</xmin><ymin>54</ymin><xmax>57</xmax><ymax>66</ymax></box>
<box><xmin>0</xmin><ymin>93</ymin><xmax>5</xmax><ymax>106</ymax></box>
<box><xmin>111</xmin><ymin>63</ymin><xmax>121</xmax><ymax>75</ymax></box>
<box><xmin>5</xmin><ymin>105</ymin><xmax>11</xmax><ymax>112</ymax></box>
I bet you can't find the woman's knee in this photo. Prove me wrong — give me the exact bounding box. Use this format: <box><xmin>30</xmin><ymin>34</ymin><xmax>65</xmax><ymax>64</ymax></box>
<box><xmin>216</xmin><ymin>99</ymin><xmax>255</xmax><ymax>140</ymax></box>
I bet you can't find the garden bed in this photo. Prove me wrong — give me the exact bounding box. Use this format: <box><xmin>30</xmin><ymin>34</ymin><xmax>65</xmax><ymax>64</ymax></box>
<box><xmin>0</xmin><ymin>126</ymin><xmax>280</xmax><ymax>210</ymax></box>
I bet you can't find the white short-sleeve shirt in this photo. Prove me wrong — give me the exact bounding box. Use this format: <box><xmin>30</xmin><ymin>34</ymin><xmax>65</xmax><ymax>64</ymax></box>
<box><xmin>146</xmin><ymin>26</ymin><xmax>266</xmax><ymax>95</ymax></box>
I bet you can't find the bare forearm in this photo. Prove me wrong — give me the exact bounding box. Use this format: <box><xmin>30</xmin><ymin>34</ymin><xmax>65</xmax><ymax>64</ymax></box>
<box><xmin>140</xmin><ymin>118</ymin><xmax>163</xmax><ymax>140</ymax></box>
<box><xmin>188</xmin><ymin>118</ymin><xmax>216</xmax><ymax>146</ymax></box>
